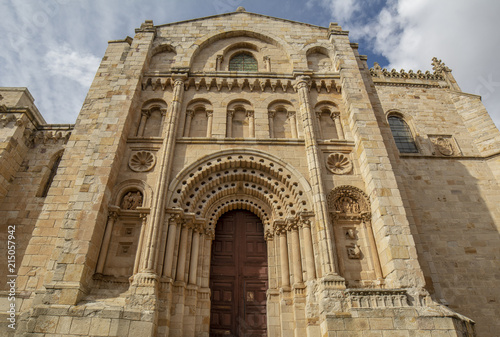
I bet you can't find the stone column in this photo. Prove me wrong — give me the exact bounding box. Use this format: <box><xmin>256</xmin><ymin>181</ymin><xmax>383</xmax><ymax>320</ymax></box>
<box><xmin>264</xmin><ymin>56</ymin><xmax>271</xmax><ymax>72</ymax></box>
<box><xmin>247</xmin><ymin>110</ymin><xmax>255</xmax><ymax>138</ymax></box>
<box><xmin>294</xmin><ymin>75</ymin><xmax>338</xmax><ymax>276</ymax></box>
<box><xmin>137</xmin><ymin>109</ymin><xmax>150</xmax><ymax>137</ymax></box>
<box><xmin>133</xmin><ymin>74</ymin><xmax>187</xmax><ymax>285</ymax></box>
<box><xmin>268</xmin><ymin>111</ymin><xmax>275</xmax><ymax>138</ymax></box>
<box><xmin>227</xmin><ymin>110</ymin><xmax>234</xmax><ymax>137</ymax></box>
<box><xmin>95</xmin><ymin>208</ymin><xmax>119</xmax><ymax>274</ymax></box>
<box><xmin>189</xmin><ymin>225</ymin><xmax>201</xmax><ymax>285</ymax></box>
<box><xmin>184</xmin><ymin>109</ymin><xmax>194</xmax><ymax>137</ymax></box>
<box><xmin>331</xmin><ymin>111</ymin><xmax>344</xmax><ymax>140</ymax></box>
<box><xmin>299</xmin><ymin>216</ymin><xmax>316</xmax><ymax>281</ymax></box>
<box><xmin>163</xmin><ymin>213</ymin><xmax>182</xmax><ymax>278</ymax></box>
<box><xmin>206</xmin><ymin>110</ymin><xmax>213</xmax><ymax>138</ymax></box>
<box><xmin>176</xmin><ymin>222</ymin><xmax>191</xmax><ymax>282</ymax></box>
<box><xmin>315</xmin><ymin>111</ymin><xmax>324</xmax><ymax>140</ymax></box>
<box><xmin>287</xmin><ymin>219</ymin><xmax>303</xmax><ymax>285</ymax></box>
<box><xmin>216</xmin><ymin>55</ymin><xmax>223</xmax><ymax>71</ymax></box>
<box><xmin>133</xmin><ymin>213</ymin><xmax>148</xmax><ymax>275</ymax></box>
<box><xmin>362</xmin><ymin>214</ymin><xmax>383</xmax><ymax>280</ymax></box>
<box><xmin>160</xmin><ymin>108</ymin><xmax>168</xmax><ymax>134</ymax></box>
<box><xmin>275</xmin><ymin>222</ymin><xmax>290</xmax><ymax>288</ymax></box>
<box><xmin>288</xmin><ymin>111</ymin><xmax>298</xmax><ymax>138</ymax></box>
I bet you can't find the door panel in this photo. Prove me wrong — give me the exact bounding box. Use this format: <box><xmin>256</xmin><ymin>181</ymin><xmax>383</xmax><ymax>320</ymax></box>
<box><xmin>210</xmin><ymin>210</ymin><xmax>268</xmax><ymax>337</ymax></box>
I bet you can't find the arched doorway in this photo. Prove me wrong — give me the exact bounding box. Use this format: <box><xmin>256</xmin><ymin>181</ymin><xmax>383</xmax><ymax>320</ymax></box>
<box><xmin>209</xmin><ymin>210</ymin><xmax>268</xmax><ymax>336</ymax></box>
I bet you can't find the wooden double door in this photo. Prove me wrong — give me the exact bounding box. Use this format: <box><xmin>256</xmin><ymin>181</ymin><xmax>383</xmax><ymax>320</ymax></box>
<box><xmin>210</xmin><ymin>210</ymin><xmax>268</xmax><ymax>337</ymax></box>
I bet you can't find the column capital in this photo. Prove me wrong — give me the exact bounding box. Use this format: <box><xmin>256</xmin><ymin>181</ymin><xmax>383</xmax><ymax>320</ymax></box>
<box><xmin>274</xmin><ymin>221</ymin><xmax>287</xmax><ymax>235</ymax></box>
<box><xmin>246</xmin><ymin>110</ymin><xmax>254</xmax><ymax>117</ymax></box>
<box><xmin>330</xmin><ymin>111</ymin><xmax>340</xmax><ymax>119</ymax></box>
<box><xmin>227</xmin><ymin>109</ymin><xmax>235</xmax><ymax>117</ymax></box>
<box><xmin>268</xmin><ymin>110</ymin><xmax>276</xmax><ymax>118</ymax></box>
<box><xmin>205</xmin><ymin>228</ymin><xmax>215</xmax><ymax>239</ymax></box>
<box><xmin>168</xmin><ymin>212</ymin><xmax>184</xmax><ymax>226</ymax></box>
<box><xmin>286</xmin><ymin>217</ymin><xmax>299</xmax><ymax>231</ymax></box>
<box><xmin>298</xmin><ymin>218</ymin><xmax>311</xmax><ymax>229</ymax></box>
<box><xmin>264</xmin><ymin>229</ymin><xmax>274</xmax><ymax>241</ymax></box>
<box><xmin>172</xmin><ymin>74</ymin><xmax>188</xmax><ymax>87</ymax></box>
<box><xmin>186</xmin><ymin>109</ymin><xmax>194</xmax><ymax>117</ymax></box>
<box><xmin>287</xmin><ymin>110</ymin><xmax>296</xmax><ymax>118</ymax></box>
<box><xmin>206</xmin><ymin>110</ymin><xmax>214</xmax><ymax>117</ymax></box>
<box><xmin>141</xmin><ymin>109</ymin><xmax>151</xmax><ymax>117</ymax></box>
<box><xmin>294</xmin><ymin>75</ymin><xmax>311</xmax><ymax>90</ymax></box>
<box><xmin>160</xmin><ymin>108</ymin><xmax>168</xmax><ymax>116</ymax></box>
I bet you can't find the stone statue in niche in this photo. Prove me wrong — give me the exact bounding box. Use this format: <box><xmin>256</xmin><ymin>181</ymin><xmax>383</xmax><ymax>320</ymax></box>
<box><xmin>334</xmin><ymin>196</ymin><xmax>360</xmax><ymax>214</ymax></box>
<box><xmin>347</xmin><ymin>244</ymin><xmax>361</xmax><ymax>259</ymax></box>
<box><xmin>121</xmin><ymin>191</ymin><xmax>143</xmax><ymax>210</ymax></box>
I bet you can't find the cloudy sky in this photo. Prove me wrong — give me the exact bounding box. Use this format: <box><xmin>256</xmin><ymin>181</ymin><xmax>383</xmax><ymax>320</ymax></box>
<box><xmin>1</xmin><ymin>0</ymin><xmax>500</xmax><ymax>129</ymax></box>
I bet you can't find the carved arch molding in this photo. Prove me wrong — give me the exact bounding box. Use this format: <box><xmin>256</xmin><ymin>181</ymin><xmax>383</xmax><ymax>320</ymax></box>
<box><xmin>166</xmin><ymin>149</ymin><xmax>313</xmax><ymax>235</ymax></box>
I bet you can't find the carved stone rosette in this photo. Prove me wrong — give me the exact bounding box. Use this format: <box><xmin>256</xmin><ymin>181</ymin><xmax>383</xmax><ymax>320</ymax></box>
<box><xmin>326</xmin><ymin>152</ymin><xmax>352</xmax><ymax>175</ymax></box>
<box><xmin>129</xmin><ymin>151</ymin><xmax>156</xmax><ymax>172</ymax></box>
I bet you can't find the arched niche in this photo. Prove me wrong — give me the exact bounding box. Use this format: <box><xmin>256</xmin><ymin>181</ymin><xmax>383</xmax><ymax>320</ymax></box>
<box><xmin>184</xmin><ymin>99</ymin><xmax>213</xmax><ymax>138</ymax></box>
<box><xmin>306</xmin><ymin>45</ymin><xmax>334</xmax><ymax>73</ymax></box>
<box><xmin>227</xmin><ymin>99</ymin><xmax>254</xmax><ymax>138</ymax></box>
<box><xmin>327</xmin><ymin>185</ymin><xmax>384</xmax><ymax>288</ymax></box>
<box><xmin>148</xmin><ymin>44</ymin><xmax>177</xmax><ymax>72</ymax></box>
<box><xmin>95</xmin><ymin>180</ymin><xmax>153</xmax><ymax>280</ymax></box>
<box><xmin>136</xmin><ymin>99</ymin><xmax>168</xmax><ymax>138</ymax></box>
<box><xmin>314</xmin><ymin>101</ymin><xmax>344</xmax><ymax>140</ymax></box>
<box><xmin>188</xmin><ymin>30</ymin><xmax>292</xmax><ymax>73</ymax></box>
<box><xmin>267</xmin><ymin>100</ymin><xmax>298</xmax><ymax>138</ymax></box>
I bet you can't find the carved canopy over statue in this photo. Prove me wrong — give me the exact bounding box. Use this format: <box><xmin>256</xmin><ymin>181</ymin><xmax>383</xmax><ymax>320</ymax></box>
<box><xmin>327</xmin><ymin>185</ymin><xmax>370</xmax><ymax>220</ymax></box>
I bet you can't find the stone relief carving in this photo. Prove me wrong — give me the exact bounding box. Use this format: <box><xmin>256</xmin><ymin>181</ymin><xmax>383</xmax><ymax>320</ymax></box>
<box><xmin>129</xmin><ymin>151</ymin><xmax>156</xmax><ymax>172</ymax></box>
<box><xmin>327</xmin><ymin>185</ymin><xmax>370</xmax><ymax>220</ymax></box>
<box><xmin>429</xmin><ymin>135</ymin><xmax>458</xmax><ymax>156</ymax></box>
<box><xmin>121</xmin><ymin>191</ymin><xmax>143</xmax><ymax>210</ymax></box>
<box><xmin>347</xmin><ymin>244</ymin><xmax>361</xmax><ymax>259</ymax></box>
<box><xmin>326</xmin><ymin>152</ymin><xmax>352</xmax><ymax>175</ymax></box>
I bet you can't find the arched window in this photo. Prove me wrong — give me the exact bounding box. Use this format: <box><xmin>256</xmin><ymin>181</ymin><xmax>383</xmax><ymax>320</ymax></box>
<box><xmin>229</xmin><ymin>53</ymin><xmax>258</xmax><ymax>71</ymax></box>
<box><xmin>388</xmin><ymin>116</ymin><xmax>418</xmax><ymax>153</ymax></box>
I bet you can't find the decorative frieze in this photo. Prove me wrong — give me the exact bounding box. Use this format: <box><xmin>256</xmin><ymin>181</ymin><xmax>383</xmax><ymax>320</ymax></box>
<box><xmin>346</xmin><ymin>289</ymin><xmax>409</xmax><ymax>309</ymax></box>
<box><xmin>370</xmin><ymin>62</ymin><xmax>444</xmax><ymax>81</ymax></box>
<box><xmin>23</xmin><ymin>129</ymin><xmax>72</xmax><ymax>148</ymax></box>
<box><xmin>142</xmin><ymin>75</ymin><xmax>340</xmax><ymax>93</ymax></box>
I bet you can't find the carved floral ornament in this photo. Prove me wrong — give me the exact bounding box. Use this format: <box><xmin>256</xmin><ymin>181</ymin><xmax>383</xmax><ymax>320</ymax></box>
<box><xmin>326</xmin><ymin>152</ymin><xmax>352</xmax><ymax>175</ymax></box>
<box><xmin>327</xmin><ymin>185</ymin><xmax>371</xmax><ymax>220</ymax></box>
<box><xmin>129</xmin><ymin>151</ymin><xmax>156</xmax><ymax>172</ymax></box>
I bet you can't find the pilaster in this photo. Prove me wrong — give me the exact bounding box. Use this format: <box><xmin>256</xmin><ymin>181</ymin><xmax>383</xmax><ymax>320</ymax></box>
<box><xmin>329</xmin><ymin>29</ymin><xmax>425</xmax><ymax>288</ymax></box>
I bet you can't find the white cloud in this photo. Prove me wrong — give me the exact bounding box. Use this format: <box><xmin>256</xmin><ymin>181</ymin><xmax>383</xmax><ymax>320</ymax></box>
<box><xmin>319</xmin><ymin>0</ymin><xmax>500</xmax><ymax>128</ymax></box>
<box><xmin>44</xmin><ymin>44</ymin><xmax>100</xmax><ymax>87</ymax></box>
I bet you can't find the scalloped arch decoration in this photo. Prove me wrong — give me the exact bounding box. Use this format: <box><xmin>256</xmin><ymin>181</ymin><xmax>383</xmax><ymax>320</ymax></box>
<box><xmin>327</xmin><ymin>185</ymin><xmax>370</xmax><ymax>215</ymax></box>
<box><xmin>167</xmin><ymin>149</ymin><xmax>313</xmax><ymax>229</ymax></box>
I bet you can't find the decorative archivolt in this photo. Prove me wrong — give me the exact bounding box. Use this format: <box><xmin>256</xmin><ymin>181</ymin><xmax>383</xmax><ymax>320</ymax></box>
<box><xmin>167</xmin><ymin>150</ymin><xmax>313</xmax><ymax>230</ymax></box>
<box><xmin>327</xmin><ymin>185</ymin><xmax>370</xmax><ymax>220</ymax></box>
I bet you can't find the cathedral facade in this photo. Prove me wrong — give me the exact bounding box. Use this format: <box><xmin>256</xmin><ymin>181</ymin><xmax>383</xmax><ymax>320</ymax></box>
<box><xmin>1</xmin><ymin>8</ymin><xmax>499</xmax><ymax>336</ymax></box>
